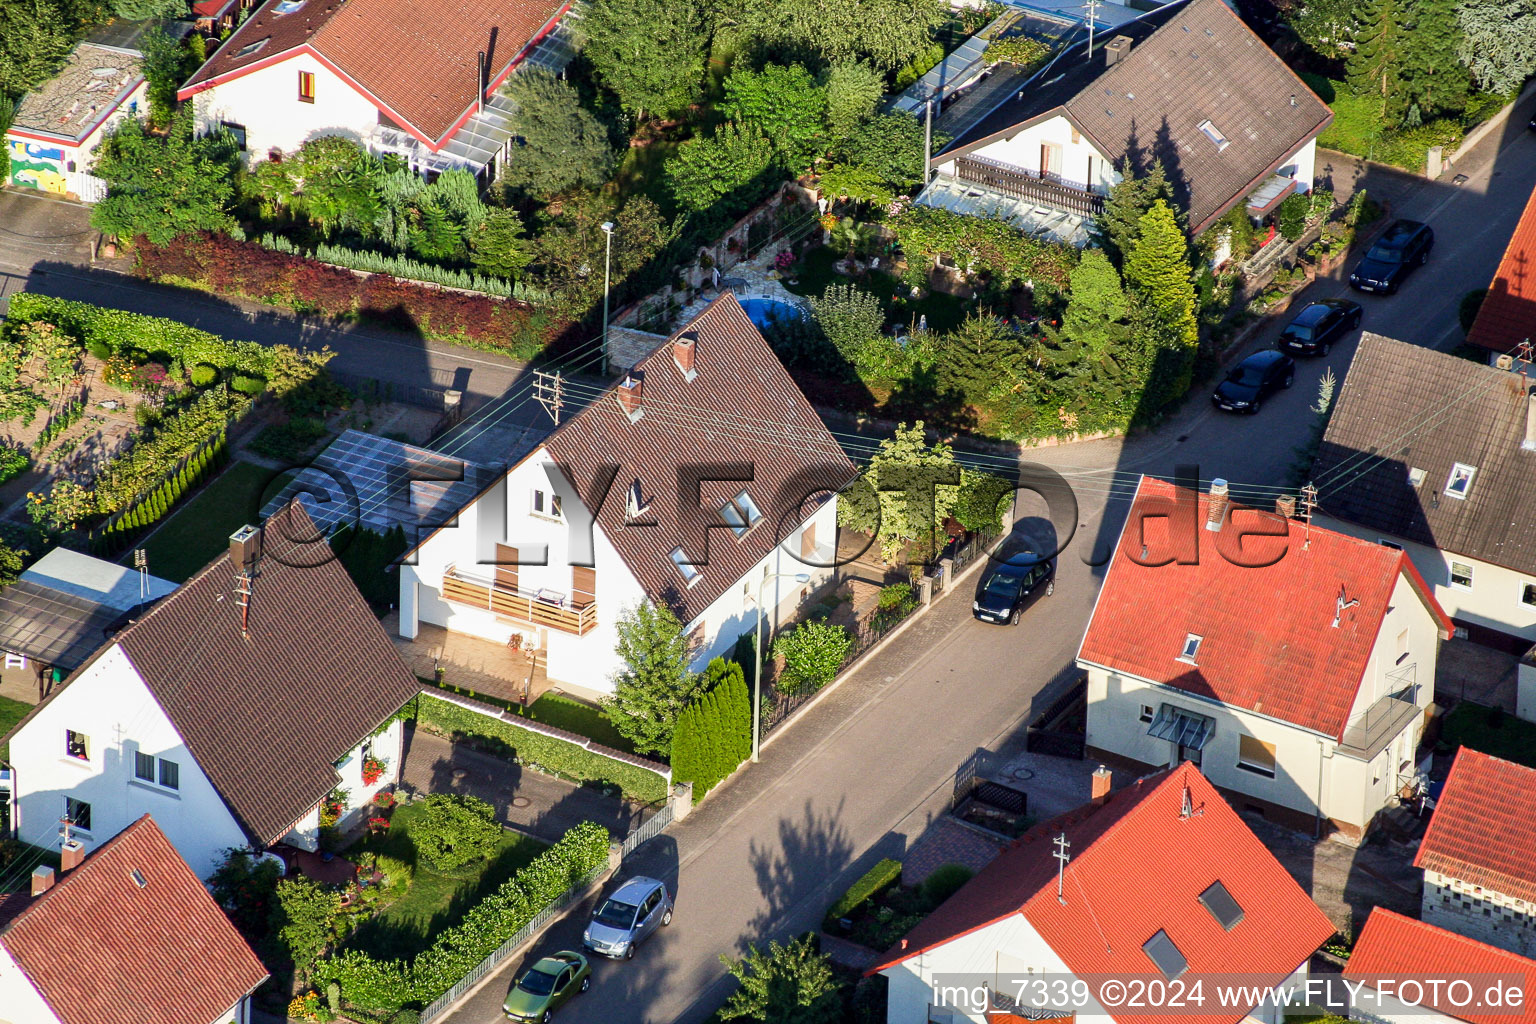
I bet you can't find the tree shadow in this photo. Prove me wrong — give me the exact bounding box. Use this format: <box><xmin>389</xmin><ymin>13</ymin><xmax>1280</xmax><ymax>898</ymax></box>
<box><xmin>744</xmin><ymin>797</ymin><xmax>856</xmax><ymax>938</ymax></box>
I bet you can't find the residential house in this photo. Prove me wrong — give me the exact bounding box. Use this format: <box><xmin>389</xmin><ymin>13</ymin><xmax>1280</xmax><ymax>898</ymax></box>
<box><xmin>1343</xmin><ymin>908</ymin><xmax>1536</xmax><ymax>1024</ymax></box>
<box><xmin>0</xmin><ymin>815</ymin><xmax>269</xmax><ymax>1024</ymax></box>
<box><xmin>176</xmin><ymin>0</ymin><xmax>572</xmax><ymax>177</ymax></box>
<box><xmin>193</xmin><ymin>0</ymin><xmax>243</xmax><ymax>34</ymax></box>
<box><xmin>872</xmin><ymin>762</ymin><xmax>1335</xmax><ymax>1024</ymax></box>
<box><xmin>1</xmin><ymin>504</ymin><xmax>422</xmax><ymax>879</ymax></box>
<box><xmin>1414</xmin><ymin>748</ymin><xmax>1536</xmax><ymax>957</ymax></box>
<box><xmin>1312</xmin><ymin>333</ymin><xmax>1536</xmax><ymax>649</ymax></box>
<box><xmin>398</xmin><ymin>294</ymin><xmax>856</xmax><ymax>694</ymax></box>
<box><xmin>919</xmin><ymin>0</ymin><xmax>1331</xmax><ymax>246</ymax></box>
<box><xmin>4</xmin><ymin>43</ymin><xmax>146</xmax><ymax>201</ymax></box>
<box><xmin>0</xmin><ymin>547</ymin><xmax>177</xmax><ymax>704</ymax></box>
<box><xmin>1464</xmin><ymin>183</ymin><xmax>1536</xmax><ymax>364</ymax></box>
<box><xmin>1076</xmin><ymin>475</ymin><xmax>1452</xmax><ymax>842</ymax></box>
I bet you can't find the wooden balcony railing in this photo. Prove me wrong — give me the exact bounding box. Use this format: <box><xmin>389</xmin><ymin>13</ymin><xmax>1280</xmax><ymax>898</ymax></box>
<box><xmin>955</xmin><ymin>154</ymin><xmax>1105</xmax><ymax>216</ymax></box>
<box><xmin>441</xmin><ymin>565</ymin><xmax>598</xmax><ymax>636</ymax></box>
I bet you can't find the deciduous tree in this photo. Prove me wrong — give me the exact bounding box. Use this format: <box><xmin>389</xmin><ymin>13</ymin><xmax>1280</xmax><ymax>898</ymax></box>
<box><xmin>718</xmin><ymin>934</ymin><xmax>843</xmax><ymax>1024</ymax></box>
<box><xmin>837</xmin><ymin>420</ymin><xmax>960</xmax><ymax>562</ymax></box>
<box><xmin>721</xmin><ymin>63</ymin><xmax>827</xmax><ymax>169</ymax></box>
<box><xmin>0</xmin><ymin>0</ymin><xmax>81</xmax><ymax>96</ymax></box>
<box><xmin>500</xmin><ymin>70</ymin><xmax>616</xmax><ymax>198</ymax></box>
<box><xmin>744</xmin><ymin>0</ymin><xmax>947</xmax><ymax>71</ymax></box>
<box><xmin>823</xmin><ymin>60</ymin><xmax>884</xmax><ymax>140</ymax></box>
<box><xmin>606</xmin><ymin>601</ymin><xmax>705</xmax><ymax>755</ymax></box>
<box><xmin>666</xmin><ymin>122</ymin><xmax>776</xmax><ymax>212</ymax></box>
<box><xmin>581</xmin><ymin>0</ymin><xmax>707</xmax><ymax>118</ymax></box>
<box><xmin>90</xmin><ymin>111</ymin><xmax>239</xmax><ymax>245</ymax></box>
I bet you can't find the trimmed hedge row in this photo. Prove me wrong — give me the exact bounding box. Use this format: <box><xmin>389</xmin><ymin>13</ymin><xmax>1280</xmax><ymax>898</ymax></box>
<box><xmin>314</xmin><ymin>820</ymin><xmax>609</xmax><ymax>1014</ymax></box>
<box><xmin>415</xmin><ymin>694</ymin><xmax>669</xmax><ymax>805</ymax></box>
<box><xmin>92</xmin><ymin>431</ymin><xmax>229</xmax><ymax>552</ymax></box>
<box><xmin>133</xmin><ymin>232</ymin><xmax>564</xmax><ymax>358</ymax></box>
<box><xmin>671</xmin><ymin>666</ymin><xmax>751</xmax><ymax>801</ymax></box>
<box><xmin>826</xmin><ymin>858</ymin><xmax>903</xmax><ymax>923</ymax></box>
<box><xmin>257</xmin><ymin>233</ymin><xmax>552</xmax><ymax>304</ymax></box>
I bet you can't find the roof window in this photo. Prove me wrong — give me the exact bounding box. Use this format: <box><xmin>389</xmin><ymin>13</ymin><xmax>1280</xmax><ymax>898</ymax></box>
<box><xmin>1444</xmin><ymin>463</ymin><xmax>1476</xmax><ymax>499</ymax></box>
<box><xmin>1407</xmin><ymin>466</ymin><xmax>1426</xmax><ymax>487</ymax></box>
<box><xmin>1197</xmin><ymin>119</ymin><xmax>1229</xmax><ymax>152</ymax></box>
<box><xmin>1143</xmin><ymin>930</ymin><xmax>1188</xmax><ymax>978</ymax></box>
<box><xmin>1198</xmin><ymin>881</ymin><xmax>1244</xmax><ymax>930</ymax></box>
<box><xmin>1178</xmin><ymin>633</ymin><xmax>1201</xmax><ymax>663</ymax></box>
<box><xmin>273</xmin><ymin>0</ymin><xmax>305</xmax><ymax>12</ymax></box>
<box><xmin>234</xmin><ymin>37</ymin><xmax>269</xmax><ymax>58</ymax></box>
<box><xmin>721</xmin><ymin>489</ymin><xmax>763</xmax><ymax>538</ymax></box>
<box><xmin>130</xmin><ymin>868</ymin><xmax>148</xmax><ymax>888</ymax></box>
<box><xmin>669</xmin><ymin>547</ymin><xmax>699</xmax><ymax>583</ymax></box>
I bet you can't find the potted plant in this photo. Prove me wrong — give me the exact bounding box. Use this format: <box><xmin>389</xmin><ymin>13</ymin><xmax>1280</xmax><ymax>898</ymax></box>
<box><xmin>360</xmin><ymin>755</ymin><xmax>387</xmax><ymax>786</ymax></box>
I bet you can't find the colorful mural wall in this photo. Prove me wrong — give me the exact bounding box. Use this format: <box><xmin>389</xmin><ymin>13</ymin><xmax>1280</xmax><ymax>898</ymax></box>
<box><xmin>6</xmin><ymin>139</ymin><xmax>69</xmax><ymax>195</ymax></box>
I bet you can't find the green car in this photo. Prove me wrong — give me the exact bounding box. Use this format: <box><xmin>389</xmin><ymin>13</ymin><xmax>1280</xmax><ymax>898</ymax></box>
<box><xmin>503</xmin><ymin>951</ymin><xmax>591</xmax><ymax>1022</ymax></box>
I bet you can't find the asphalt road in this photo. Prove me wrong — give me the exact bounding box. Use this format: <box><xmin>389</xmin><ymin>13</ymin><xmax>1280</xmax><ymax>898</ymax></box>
<box><xmin>443</xmin><ymin>104</ymin><xmax>1536</xmax><ymax>1024</ymax></box>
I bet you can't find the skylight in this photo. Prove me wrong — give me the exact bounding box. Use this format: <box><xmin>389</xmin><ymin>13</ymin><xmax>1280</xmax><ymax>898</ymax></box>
<box><xmin>129</xmin><ymin>868</ymin><xmax>147</xmax><ymax>888</ymax></box>
<box><xmin>273</xmin><ymin>0</ymin><xmax>305</xmax><ymax>12</ymax></box>
<box><xmin>1143</xmin><ymin>930</ymin><xmax>1188</xmax><ymax>978</ymax></box>
<box><xmin>626</xmin><ymin>480</ymin><xmax>648</xmax><ymax>519</ymax></box>
<box><xmin>1444</xmin><ymin>463</ymin><xmax>1476</xmax><ymax>499</ymax></box>
<box><xmin>721</xmin><ymin>489</ymin><xmax>763</xmax><ymax>537</ymax></box>
<box><xmin>1197</xmin><ymin>119</ymin><xmax>1229</xmax><ymax>152</ymax></box>
<box><xmin>1178</xmin><ymin>634</ymin><xmax>1202</xmax><ymax>663</ymax></box>
<box><xmin>1407</xmin><ymin>466</ymin><xmax>1426</xmax><ymax>487</ymax></box>
<box><xmin>1198</xmin><ymin>881</ymin><xmax>1244</xmax><ymax>931</ymax></box>
<box><xmin>669</xmin><ymin>547</ymin><xmax>698</xmax><ymax>582</ymax></box>
<box><xmin>234</xmin><ymin>37</ymin><xmax>269</xmax><ymax>58</ymax></box>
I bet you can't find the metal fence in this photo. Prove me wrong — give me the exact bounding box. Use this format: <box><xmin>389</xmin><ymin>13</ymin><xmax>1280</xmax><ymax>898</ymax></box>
<box><xmin>329</xmin><ymin>369</ymin><xmax>480</xmax><ymax>417</ymax></box>
<box><xmin>418</xmin><ymin>863</ymin><xmax>607</xmax><ymax>1024</ymax></box>
<box><xmin>620</xmin><ymin>802</ymin><xmax>675</xmax><ymax>858</ymax></box>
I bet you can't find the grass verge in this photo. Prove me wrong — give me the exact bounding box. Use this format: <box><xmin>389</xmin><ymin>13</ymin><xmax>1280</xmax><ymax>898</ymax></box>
<box><xmin>135</xmin><ymin>460</ymin><xmax>291</xmax><ymax>582</ymax></box>
<box><xmin>1441</xmin><ymin>701</ymin><xmax>1536</xmax><ymax>767</ymax></box>
<box><xmin>0</xmin><ymin>694</ymin><xmax>30</xmax><ymax>760</ymax></box>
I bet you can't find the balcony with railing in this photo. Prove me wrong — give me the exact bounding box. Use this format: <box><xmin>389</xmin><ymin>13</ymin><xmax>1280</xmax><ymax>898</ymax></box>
<box><xmin>1337</xmin><ymin>678</ymin><xmax>1422</xmax><ymax>760</ymax></box>
<box><xmin>440</xmin><ymin>564</ymin><xmax>598</xmax><ymax>636</ymax></box>
<box><xmin>953</xmin><ymin>153</ymin><xmax>1105</xmax><ymax>217</ymax></box>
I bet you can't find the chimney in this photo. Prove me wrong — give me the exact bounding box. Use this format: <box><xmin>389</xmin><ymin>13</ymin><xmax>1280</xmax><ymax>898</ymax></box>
<box><xmin>59</xmin><ymin>839</ymin><xmax>85</xmax><ymax>874</ymax></box>
<box><xmin>1498</xmin><ymin>353</ymin><xmax>1515</xmax><ymax>371</ymax></box>
<box><xmin>230</xmin><ymin>524</ymin><xmax>262</xmax><ymax>571</ymax></box>
<box><xmin>1205</xmin><ymin>478</ymin><xmax>1229</xmax><ymax>532</ymax></box>
<box><xmin>673</xmin><ymin>332</ymin><xmax>696</xmax><ymax>378</ymax></box>
<box><xmin>1524</xmin><ymin>390</ymin><xmax>1536</xmax><ymax>452</ymax></box>
<box><xmin>616</xmin><ymin>373</ymin><xmax>643</xmax><ymax>420</ymax></box>
<box><xmin>1091</xmin><ymin>765</ymin><xmax>1112</xmax><ymax>806</ymax></box>
<box><xmin>1104</xmin><ymin>35</ymin><xmax>1132</xmax><ymax>66</ymax></box>
<box><xmin>476</xmin><ymin>50</ymin><xmax>487</xmax><ymax>113</ymax></box>
<box><xmin>1275</xmin><ymin>494</ymin><xmax>1296</xmax><ymax>518</ymax></box>
<box><xmin>31</xmin><ymin>865</ymin><xmax>55</xmax><ymax>896</ymax></box>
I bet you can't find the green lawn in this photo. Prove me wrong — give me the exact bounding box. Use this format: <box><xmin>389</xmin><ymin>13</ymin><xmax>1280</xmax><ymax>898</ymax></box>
<box><xmin>513</xmin><ymin>692</ymin><xmax>634</xmax><ymax>753</ymax></box>
<box><xmin>345</xmin><ymin>801</ymin><xmax>546</xmax><ymax>962</ymax></box>
<box><xmin>1441</xmin><ymin>701</ymin><xmax>1536</xmax><ymax>767</ymax></box>
<box><xmin>0</xmin><ymin>694</ymin><xmax>30</xmax><ymax>760</ymax></box>
<box><xmin>785</xmin><ymin>246</ymin><xmax>974</xmax><ymax>333</ymax></box>
<box><xmin>134</xmin><ymin>460</ymin><xmax>291</xmax><ymax>582</ymax></box>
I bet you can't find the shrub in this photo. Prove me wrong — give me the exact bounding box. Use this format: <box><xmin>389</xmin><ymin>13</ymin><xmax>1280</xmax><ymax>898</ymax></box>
<box><xmin>249</xmin><ymin>417</ymin><xmax>328</xmax><ymax>461</ymax></box>
<box><xmin>414</xmin><ymin>694</ymin><xmax>668</xmax><ymax>803</ymax></box>
<box><xmin>411</xmin><ymin>793</ymin><xmax>505</xmax><ymax>869</ymax></box>
<box><xmin>231</xmin><ymin>373</ymin><xmax>267</xmax><ymax>396</ymax></box>
<box><xmin>773</xmin><ymin>620</ymin><xmax>853</xmax><ymax>695</ymax></box>
<box><xmin>189</xmin><ymin>363</ymin><xmax>219</xmax><ymax>387</ymax></box>
<box><xmin>670</xmin><ymin>659</ymin><xmax>752</xmax><ymax>799</ymax></box>
<box><xmin>826</xmin><ymin>858</ymin><xmax>902</xmax><ymax>922</ymax></box>
<box><xmin>877</xmin><ymin>582</ymin><xmax>912</xmax><ymax>612</ymax></box>
<box><xmin>273</xmin><ymin>876</ymin><xmax>343</xmax><ymax>982</ymax></box>
<box><xmin>1277</xmin><ymin>193</ymin><xmax>1311</xmax><ymax>241</ymax></box>
<box><xmin>0</xmin><ymin>444</ymin><xmax>29</xmax><ymax>484</ymax></box>
<box><xmin>921</xmin><ymin>863</ymin><xmax>975</xmax><ymax>905</ymax></box>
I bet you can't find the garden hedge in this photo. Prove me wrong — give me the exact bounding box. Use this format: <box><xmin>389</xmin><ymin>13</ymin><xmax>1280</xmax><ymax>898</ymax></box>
<box><xmin>826</xmin><ymin>858</ymin><xmax>903</xmax><ymax>923</ymax></box>
<box><xmin>314</xmin><ymin>820</ymin><xmax>610</xmax><ymax>1014</ymax></box>
<box><xmin>132</xmin><ymin>232</ymin><xmax>564</xmax><ymax>358</ymax></box>
<box><xmin>671</xmin><ymin>668</ymin><xmax>751</xmax><ymax>801</ymax></box>
<box><xmin>415</xmin><ymin>694</ymin><xmax>669</xmax><ymax>804</ymax></box>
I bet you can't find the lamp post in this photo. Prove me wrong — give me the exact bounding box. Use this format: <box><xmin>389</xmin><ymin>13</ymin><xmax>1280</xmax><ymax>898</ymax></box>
<box><xmin>600</xmin><ymin>220</ymin><xmax>615</xmax><ymax>376</ymax></box>
<box><xmin>753</xmin><ymin>571</ymin><xmax>810</xmax><ymax>762</ymax></box>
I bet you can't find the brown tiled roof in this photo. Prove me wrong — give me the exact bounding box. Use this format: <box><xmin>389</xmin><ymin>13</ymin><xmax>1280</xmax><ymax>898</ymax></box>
<box><xmin>538</xmin><ymin>293</ymin><xmax>855</xmax><ymax>624</ymax></box>
<box><xmin>95</xmin><ymin>503</ymin><xmax>416</xmax><ymax>845</ymax></box>
<box><xmin>0</xmin><ymin>816</ymin><xmax>268</xmax><ymax>1024</ymax></box>
<box><xmin>940</xmin><ymin>0</ymin><xmax>1331</xmax><ymax>233</ymax></box>
<box><xmin>1311</xmin><ymin>333</ymin><xmax>1536</xmax><ymax>577</ymax></box>
<box><xmin>181</xmin><ymin>0</ymin><xmax>567</xmax><ymax>142</ymax></box>
<box><xmin>1414</xmin><ymin>748</ymin><xmax>1536</xmax><ymax>904</ymax></box>
<box><xmin>1466</xmin><ymin>183</ymin><xmax>1536</xmax><ymax>353</ymax></box>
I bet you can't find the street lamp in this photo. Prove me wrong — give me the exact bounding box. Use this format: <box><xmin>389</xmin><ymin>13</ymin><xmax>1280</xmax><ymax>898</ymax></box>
<box><xmin>752</xmin><ymin>571</ymin><xmax>811</xmax><ymax>762</ymax></box>
<box><xmin>600</xmin><ymin>220</ymin><xmax>615</xmax><ymax>376</ymax></box>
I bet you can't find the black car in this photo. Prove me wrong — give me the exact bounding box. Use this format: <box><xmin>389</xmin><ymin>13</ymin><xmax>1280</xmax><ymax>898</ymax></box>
<box><xmin>972</xmin><ymin>551</ymin><xmax>1054</xmax><ymax>625</ymax></box>
<box><xmin>1349</xmin><ymin>220</ymin><xmax>1434</xmax><ymax>294</ymax></box>
<box><xmin>1278</xmin><ymin>299</ymin><xmax>1361</xmax><ymax>356</ymax></box>
<box><xmin>1211</xmin><ymin>349</ymin><xmax>1294</xmax><ymax>413</ymax></box>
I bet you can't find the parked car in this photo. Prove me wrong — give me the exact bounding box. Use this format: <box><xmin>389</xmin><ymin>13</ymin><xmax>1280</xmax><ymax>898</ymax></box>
<box><xmin>1278</xmin><ymin>299</ymin><xmax>1361</xmax><ymax>356</ymax></box>
<box><xmin>1211</xmin><ymin>350</ymin><xmax>1295</xmax><ymax>413</ymax></box>
<box><xmin>972</xmin><ymin>551</ymin><xmax>1055</xmax><ymax>625</ymax></box>
<box><xmin>582</xmin><ymin>876</ymin><xmax>672</xmax><ymax>960</ymax></box>
<box><xmin>503</xmin><ymin>951</ymin><xmax>590</xmax><ymax>1022</ymax></box>
<box><xmin>1348</xmin><ymin>220</ymin><xmax>1434</xmax><ymax>294</ymax></box>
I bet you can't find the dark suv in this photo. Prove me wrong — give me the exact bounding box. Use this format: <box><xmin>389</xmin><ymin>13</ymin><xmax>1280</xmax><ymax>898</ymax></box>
<box><xmin>1349</xmin><ymin>220</ymin><xmax>1434</xmax><ymax>294</ymax></box>
<box><xmin>1278</xmin><ymin>299</ymin><xmax>1361</xmax><ymax>356</ymax></box>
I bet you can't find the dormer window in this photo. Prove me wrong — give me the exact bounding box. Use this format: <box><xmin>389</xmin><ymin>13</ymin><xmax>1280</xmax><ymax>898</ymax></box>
<box><xmin>721</xmin><ymin>489</ymin><xmax>763</xmax><ymax>537</ymax></box>
<box><xmin>1444</xmin><ymin>463</ymin><xmax>1476</xmax><ymax>499</ymax></box>
<box><xmin>669</xmin><ymin>547</ymin><xmax>699</xmax><ymax>583</ymax></box>
<box><xmin>1178</xmin><ymin>634</ymin><xmax>1201</xmax><ymax>663</ymax></box>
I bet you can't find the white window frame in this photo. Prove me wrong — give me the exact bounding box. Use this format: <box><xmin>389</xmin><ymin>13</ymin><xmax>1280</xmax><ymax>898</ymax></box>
<box><xmin>1197</xmin><ymin>119</ymin><xmax>1229</xmax><ymax>151</ymax></box>
<box><xmin>1449</xmin><ymin>560</ymin><xmax>1475</xmax><ymax>591</ymax></box>
<box><xmin>1523</xmin><ymin>582</ymin><xmax>1536</xmax><ymax>609</ymax></box>
<box><xmin>1178</xmin><ymin>634</ymin><xmax>1202</xmax><ymax>664</ymax></box>
<box><xmin>531</xmin><ymin>488</ymin><xmax>562</xmax><ymax>520</ymax></box>
<box><xmin>65</xmin><ymin>729</ymin><xmax>89</xmax><ymax>762</ymax></box>
<box><xmin>1444</xmin><ymin>463</ymin><xmax>1476</xmax><ymax>500</ymax></box>
<box><xmin>64</xmin><ymin>796</ymin><xmax>92</xmax><ymax>835</ymax></box>
<box><xmin>721</xmin><ymin>489</ymin><xmax>764</xmax><ymax>538</ymax></box>
<box><xmin>1139</xmin><ymin>704</ymin><xmax>1154</xmax><ymax>723</ymax></box>
<box><xmin>626</xmin><ymin>480</ymin><xmax>648</xmax><ymax>519</ymax></box>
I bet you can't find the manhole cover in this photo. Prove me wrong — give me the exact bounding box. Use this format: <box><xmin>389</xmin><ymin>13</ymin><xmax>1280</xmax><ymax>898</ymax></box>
<box><xmin>1010</xmin><ymin>767</ymin><xmax>1035</xmax><ymax>781</ymax></box>
<box><xmin>511</xmin><ymin>796</ymin><xmax>531</xmax><ymax>808</ymax></box>
<box><xmin>451</xmin><ymin>768</ymin><xmax>467</xmax><ymax>780</ymax></box>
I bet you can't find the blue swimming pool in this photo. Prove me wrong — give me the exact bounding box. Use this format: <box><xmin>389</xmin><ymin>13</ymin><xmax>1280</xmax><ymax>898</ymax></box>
<box><xmin>740</xmin><ymin>297</ymin><xmax>805</xmax><ymax>328</ymax></box>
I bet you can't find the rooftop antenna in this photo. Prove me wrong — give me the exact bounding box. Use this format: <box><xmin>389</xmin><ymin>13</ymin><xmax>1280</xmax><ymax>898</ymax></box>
<box><xmin>1299</xmin><ymin>482</ymin><xmax>1318</xmax><ymax>550</ymax></box>
<box><xmin>1179</xmin><ymin>782</ymin><xmax>1204</xmax><ymax>820</ymax></box>
<box><xmin>229</xmin><ymin>525</ymin><xmax>263</xmax><ymax>638</ymax></box>
<box><xmin>59</xmin><ymin>814</ymin><xmax>73</xmax><ymax>846</ymax></box>
<box><xmin>1084</xmin><ymin>0</ymin><xmax>1100</xmax><ymax>58</ymax></box>
<box><xmin>1053</xmin><ymin>833</ymin><xmax>1070</xmax><ymax>905</ymax></box>
<box><xmin>1332</xmin><ymin>585</ymin><xmax>1360</xmax><ymax>628</ymax></box>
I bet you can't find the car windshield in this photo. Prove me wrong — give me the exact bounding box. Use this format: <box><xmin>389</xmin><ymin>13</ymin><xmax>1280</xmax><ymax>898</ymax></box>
<box><xmin>1230</xmin><ymin>365</ymin><xmax>1268</xmax><ymax>385</ymax></box>
<box><xmin>985</xmin><ymin>573</ymin><xmax>1021</xmax><ymax>597</ymax></box>
<box><xmin>594</xmin><ymin>899</ymin><xmax>638</xmax><ymax>928</ymax></box>
<box><xmin>1288</xmin><ymin>325</ymin><xmax>1313</xmax><ymax>340</ymax></box>
<box><xmin>1366</xmin><ymin>244</ymin><xmax>1405</xmax><ymax>264</ymax></box>
<box><xmin>517</xmin><ymin>969</ymin><xmax>559</xmax><ymax>996</ymax></box>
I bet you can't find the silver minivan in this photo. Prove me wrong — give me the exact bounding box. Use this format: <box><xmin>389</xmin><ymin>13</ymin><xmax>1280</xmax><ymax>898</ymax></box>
<box><xmin>582</xmin><ymin>876</ymin><xmax>673</xmax><ymax>960</ymax></box>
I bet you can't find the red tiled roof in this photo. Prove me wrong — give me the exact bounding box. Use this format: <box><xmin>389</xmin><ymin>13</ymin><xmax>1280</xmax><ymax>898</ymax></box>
<box><xmin>874</xmin><ymin>764</ymin><xmax>1334</xmax><ymax>1024</ymax></box>
<box><xmin>1466</xmin><ymin>184</ymin><xmax>1536</xmax><ymax>353</ymax></box>
<box><xmin>1415</xmin><ymin>748</ymin><xmax>1536</xmax><ymax>903</ymax></box>
<box><xmin>1077</xmin><ymin>477</ymin><xmax>1451</xmax><ymax>740</ymax></box>
<box><xmin>1344</xmin><ymin>908</ymin><xmax>1536</xmax><ymax>1023</ymax></box>
<box><xmin>192</xmin><ymin>0</ymin><xmax>236</xmax><ymax>17</ymax></box>
<box><xmin>0</xmin><ymin>816</ymin><xmax>268</xmax><ymax>1024</ymax></box>
<box><xmin>181</xmin><ymin>0</ymin><xmax>567</xmax><ymax>142</ymax></box>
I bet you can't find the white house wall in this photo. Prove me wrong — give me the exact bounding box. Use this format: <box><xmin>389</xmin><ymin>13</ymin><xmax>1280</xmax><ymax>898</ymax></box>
<box><xmin>935</xmin><ymin>114</ymin><xmax>1119</xmax><ymax>193</ymax></box>
<box><xmin>0</xmin><ymin>942</ymin><xmax>58</xmax><ymax>1024</ymax></box>
<box><xmin>1276</xmin><ymin>137</ymin><xmax>1317</xmax><ymax>192</ymax></box>
<box><xmin>190</xmin><ymin>52</ymin><xmax>382</xmax><ymax>160</ymax></box>
<box><xmin>8</xmin><ymin>645</ymin><xmax>249</xmax><ymax>880</ymax></box>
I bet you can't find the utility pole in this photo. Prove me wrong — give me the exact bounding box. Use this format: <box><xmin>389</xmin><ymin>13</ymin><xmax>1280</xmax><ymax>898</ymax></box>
<box><xmin>600</xmin><ymin>221</ymin><xmax>615</xmax><ymax>377</ymax></box>
<box><xmin>923</xmin><ymin>96</ymin><xmax>934</xmax><ymax>187</ymax></box>
<box><xmin>1085</xmin><ymin>0</ymin><xmax>1100</xmax><ymax>57</ymax></box>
